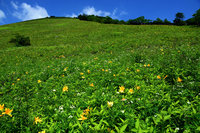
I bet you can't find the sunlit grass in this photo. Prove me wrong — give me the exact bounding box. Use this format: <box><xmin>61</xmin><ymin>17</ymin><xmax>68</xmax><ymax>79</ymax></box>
<box><xmin>0</xmin><ymin>18</ymin><xmax>200</xmax><ymax>132</ymax></box>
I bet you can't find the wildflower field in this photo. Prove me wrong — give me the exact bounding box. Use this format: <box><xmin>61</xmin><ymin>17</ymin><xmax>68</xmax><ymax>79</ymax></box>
<box><xmin>0</xmin><ymin>18</ymin><xmax>200</xmax><ymax>132</ymax></box>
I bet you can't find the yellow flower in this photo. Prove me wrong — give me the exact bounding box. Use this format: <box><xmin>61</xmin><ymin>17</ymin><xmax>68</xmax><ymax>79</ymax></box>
<box><xmin>161</xmin><ymin>49</ymin><xmax>164</xmax><ymax>52</ymax></box>
<box><xmin>119</xmin><ymin>86</ymin><xmax>125</xmax><ymax>93</ymax></box>
<box><xmin>82</xmin><ymin>108</ymin><xmax>90</xmax><ymax>116</ymax></box>
<box><xmin>82</xmin><ymin>76</ymin><xmax>85</xmax><ymax>79</ymax></box>
<box><xmin>48</xmin><ymin>66</ymin><xmax>50</xmax><ymax>68</ymax></box>
<box><xmin>34</xmin><ymin>117</ymin><xmax>42</xmax><ymax>124</ymax></box>
<box><xmin>108</xmin><ymin>61</ymin><xmax>112</xmax><ymax>63</ymax></box>
<box><xmin>80</xmin><ymin>72</ymin><xmax>84</xmax><ymax>75</ymax></box>
<box><xmin>64</xmin><ymin>67</ymin><xmax>68</xmax><ymax>71</ymax></box>
<box><xmin>12</xmin><ymin>83</ymin><xmax>15</xmax><ymax>85</ymax></box>
<box><xmin>38</xmin><ymin>130</ymin><xmax>45</xmax><ymax>133</ymax></box>
<box><xmin>90</xmin><ymin>83</ymin><xmax>94</xmax><ymax>87</ymax></box>
<box><xmin>113</xmin><ymin>74</ymin><xmax>116</xmax><ymax>77</ymax></box>
<box><xmin>144</xmin><ymin>64</ymin><xmax>147</xmax><ymax>67</ymax></box>
<box><xmin>157</xmin><ymin>75</ymin><xmax>161</xmax><ymax>79</ymax></box>
<box><xmin>63</xmin><ymin>86</ymin><xmax>68</xmax><ymax>92</ymax></box>
<box><xmin>85</xmin><ymin>108</ymin><xmax>90</xmax><ymax>112</ymax></box>
<box><xmin>38</xmin><ymin>80</ymin><xmax>42</xmax><ymax>83</ymax></box>
<box><xmin>26</xmin><ymin>72</ymin><xmax>28</xmax><ymax>74</ymax></box>
<box><xmin>136</xmin><ymin>86</ymin><xmax>141</xmax><ymax>90</ymax></box>
<box><xmin>105</xmin><ymin>69</ymin><xmax>108</xmax><ymax>72</ymax></box>
<box><xmin>129</xmin><ymin>89</ymin><xmax>134</xmax><ymax>94</ymax></box>
<box><xmin>136</xmin><ymin>69</ymin><xmax>140</xmax><ymax>72</ymax></box>
<box><xmin>107</xmin><ymin>101</ymin><xmax>114</xmax><ymax>108</ymax></box>
<box><xmin>126</xmin><ymin>68</ymin><xmax>129</xmax><ymax>71</ymax></box>
<box><xmin>62</xmin><ymin>74</ymin><xmax>65</xmax><ymax>77</ymax></box>
<box><xmin>177</xmin><ymin>77</ymin><xmax>182</xmax><ymax>82</ymax></box>
<box><xmin>78</xmin><ymin>115</ymin><xmax>87</xmax><ymax>120</ymax></box>
<box><xmin>87</xmin><ymin>70</ymin><xmax>90</xmax><ymax>74</ymax></box>
<box><xmin>2</xmin><ymin>108</ymin><xmax>13</xmax><ymax>117</ymax></box>
<box><xmin>147</xmin><ymin>64</ymin><xmax>150</xmax><ymax>67</ymax></box>
<box><xmin>0</xmin><ymin>104</ymin><xmax>4</xmax><ymax>111</ymax></box>
<box><xmin>17</xmin><ymin>78</ymin><xmax>20</xmax><ymax>81</ymax></box>
<box><xmin>102</xmin><ymin>69</ymin><xmax>104</xmax><ymax>71</ymax></box>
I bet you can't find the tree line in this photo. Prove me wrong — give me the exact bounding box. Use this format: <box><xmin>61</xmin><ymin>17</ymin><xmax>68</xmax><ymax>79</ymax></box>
<box><xmin>77</xmin><ymin>9</ymin><xmax>200</xmax><ymax>26</ymax></box>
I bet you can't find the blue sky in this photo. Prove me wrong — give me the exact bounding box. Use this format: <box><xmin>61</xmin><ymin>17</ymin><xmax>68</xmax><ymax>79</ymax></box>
<box><xmin>0</xmin><ymin>0</ymin><xmax>199</xmax><ymax>25</ymax></box>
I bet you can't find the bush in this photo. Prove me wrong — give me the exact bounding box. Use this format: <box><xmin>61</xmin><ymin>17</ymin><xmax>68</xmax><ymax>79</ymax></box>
<box><xmin>9</xmin><ymin>34</ymin><xmax>31</xmax><ymax>47</ymax></box>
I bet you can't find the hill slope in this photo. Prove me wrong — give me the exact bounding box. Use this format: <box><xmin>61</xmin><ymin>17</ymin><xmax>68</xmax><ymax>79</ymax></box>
<box><xmin>0</xmin><ymin>18</ymin><xmax>200</xmax><ymax>132</ymax></box>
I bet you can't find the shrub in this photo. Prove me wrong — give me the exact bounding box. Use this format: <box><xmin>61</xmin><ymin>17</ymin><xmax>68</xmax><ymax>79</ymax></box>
<box><xmin>9</xmin><ymin>34</ymin><xmax>31</xmax><ymax>47</ymax></box>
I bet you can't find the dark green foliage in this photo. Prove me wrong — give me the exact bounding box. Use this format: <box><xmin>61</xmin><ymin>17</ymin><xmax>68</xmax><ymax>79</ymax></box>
<box><xmin>77</xmin><ymin>9</ymin><xmax>200</xmax><ymax>26</ymax></box>
<box><xmin>50</xmin><ymin>16</ymin><xmax>56</xmax><ymax>18</ymax></box>
<box><xmin>9</xmin><ymin>34</ymin><xmax>31</xmax><ymax>47</ymax></box>
<box><xmin>153</xmin><ymin>18</ymin><xmax>164</xmax><ymax>25</ymax></box>
<box><xmin>78</xmin><ymin>14</ymin><xmax>88</xmax><ymax>20</ymax></box>
<box><xmin>127</xmin><ymin>16</ymin><xmax>152</xmax><ymax>25</ymax></box>
<box><xmin>103</xmin><ymin>16</ymin><xmax>113</xmax><ymax>24</ymax></box>
<box><xmin>192</xmin><ymin>9</ymin><xmax>200</xmax><ymax>26</ymax></box>
<box><xmin>173</xmin><ymin>18</ymin><xmax>186</xmax><ymax>26</ymax></box>
<box><xmin>163</xmin><ymin>19</ymin><xmax>171</xmax><ymax>25</ymax></box>
<box><xmin>175</xmin><ymin>12</ymin><xmax>184</xmax><ymax>20</ymax></box>
<box><xmin>119</xmin><ymin>20</ymin><xmax>126</xmax><ymax>24</ymax></box>
<box><xmin>173</xmin><ymin>12</ymin><xmax>186</xmax><ymax>26</ymax></box>
<box><xmin>186</xmin><ymin>18</ymin><xmax>196</xmax><ymax>25</ymax></box>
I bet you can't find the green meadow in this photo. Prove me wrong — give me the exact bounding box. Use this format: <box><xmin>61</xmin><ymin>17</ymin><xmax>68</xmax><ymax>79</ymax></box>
<box><xmin>0</xmin><ymin>18</ymin><xmax>200</xmax><ymax>132</ymax></box>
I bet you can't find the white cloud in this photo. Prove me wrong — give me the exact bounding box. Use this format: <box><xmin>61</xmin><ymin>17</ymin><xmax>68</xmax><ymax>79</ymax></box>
<box><xmin>66</xmin><ymin>6</ymin><xmax>127</xmax><ymax>19</ymax></box>
<box><xmin>66</xmin><ymin>6</ymin><xmax>111</xmax><ymax>18</ymax></box>
<box><xmin>12</xmin><ymin>3</ymin><xmax>49</xmax><ymax>21</ymax></box>
<box><xmin>82</xmin><ymin>6</ymin><xmax>111</xmax><ymax>16</ymax></box>
<box><xmin>119</xmin><ymin>11</ymin><xmax>128</xmax><ymax>16</ymax></box>
<box><xmin>66</xmin><ymin>13</ymin><xmax>77</xmax><ymax>18</ymax></box>
<box><xmin>111</xmin><ymin>8</ymin><xmax>118</xmax><ymax>19</ymax></box>
<box><xmin>11</xmin><ymin>1</ymin><xmax>18</xmax><ymax>10</ymax></box>
<box><xmin>0</xmin><ymin>9</ymin><xmax>6</xmax><ymax>22</ymax></box>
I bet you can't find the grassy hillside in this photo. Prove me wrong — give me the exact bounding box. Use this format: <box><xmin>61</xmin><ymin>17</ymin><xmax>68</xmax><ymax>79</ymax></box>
<box><xmin>0</xmin><ymin>18</ymin><xmax>200</xmax><ymax>132</ymax></box>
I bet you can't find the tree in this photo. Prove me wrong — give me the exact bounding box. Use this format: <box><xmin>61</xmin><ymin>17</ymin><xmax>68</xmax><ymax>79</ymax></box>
<box><xmin>127</xmin><ymin>16</ymin><xmax>151</xmax><ymax>25</ymax></box>
<box><xmin>193</xmin><ymin>8</ymin><xmax>200</xmax><ymax>26</ymax></box>
<box><xmin>163</xmin><ymin>19</ymin><xmax>171</xmax><ymax>25</ymax></box>
<box><xmin>119</xmin><ymin>20</ymin><xmax>126</xmax><ymax>24</ymax></box>
<box><xmin>103</xmin><ymin>16</ymin><xmax>113</xmax><ymax>24</ymax></box>
<box><xmin>173</xmin><ymin>12</ymin><xmax>185</xmax><ymax>26</ymax></box>
<box><xmin>153</xmin><ymin>18</ymin><xmax>164</xmax><ymax>24</ymax></box>
<box><xmin>186</xmin><ymin>18</ymin><xmax>196</xmax><ymax>25</ymax></box>
<box><xmin>78</xmin><ymin>14</ymin><xmax>88</xmax><ymax>20</ymax></box>
<box><xmin>176</xmin><ymin>12</ymin><xmax>184</xmax><ymax>20</ymax></box>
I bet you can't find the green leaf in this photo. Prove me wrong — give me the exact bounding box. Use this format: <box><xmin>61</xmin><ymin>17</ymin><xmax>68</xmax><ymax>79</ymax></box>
<box><xmin>115</xmin><ymin>125</ymin><xmax>120</xmax><ymax>133</ymax></box>
<box><xmin>164</xmin><ymin>115</ymin><xmax>171</xmax><ymax>121</ymax></box>
<box><xmin>141</xmin><ymin>129</ymin><xmax>149</xmax><ymax>132</ymax></box>
<box><xmin>149</xmin><ymin>126</ymin><xmax>154</xmax><ymax>133</ymax></box>
<box><xmin>192</xmin><ymin>107</ymin><xmax>196</xmax><ymax>114</ymax></box>
<box><xmin>120</xmin><ymin>118</ymin><xmax>125</xmax><ymax>123</ymax></box>
<box><xmin>135</xmin><ymin>119</ymin><xmax>140</xmax><ymax>129</ymax></box>
<box><xmin>102</xmin><ymin>120</ymin><xmax>109</xmax><ymax>126</ymax></box>
<box><xmin>120</xmin><ymin>124</ymin><xmax>128</xmax><ymax>133</ymax></box>
<box><xmin>196</xmin><ymin>127</ymin><xmax>200</xmax><ymax>131</ymax></box>
<box><xmin>131</xmin><ymin>128</ymin><xmax>137</xmax><ymax>132</ymax></box>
